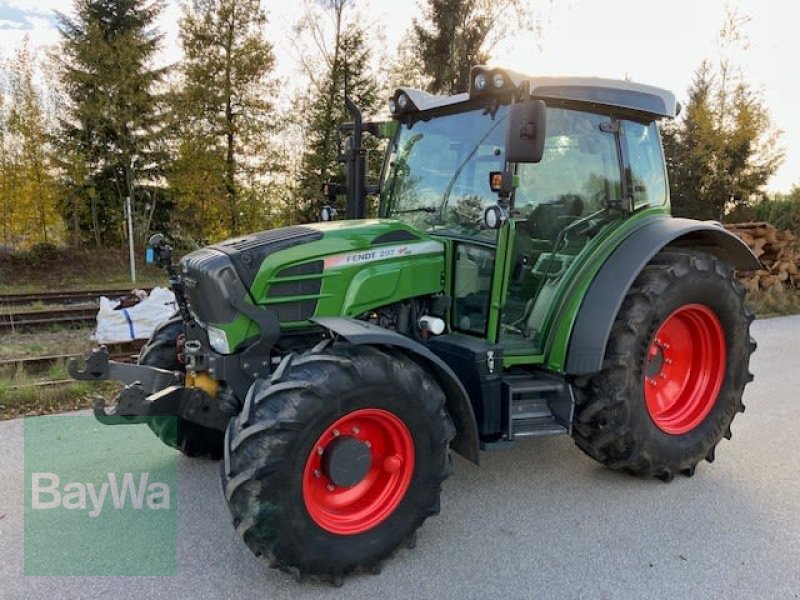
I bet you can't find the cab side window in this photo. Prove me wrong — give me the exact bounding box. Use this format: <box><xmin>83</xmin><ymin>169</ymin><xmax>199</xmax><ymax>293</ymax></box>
<box><xmin>622</xmin><ymin>120</ymin><xmax>668</xmax><ymax>209</ymax></box>
<box><xmin>515</xmin><ymin>107</ymin><xmax>622</xmax><ymax>228</ymax></box>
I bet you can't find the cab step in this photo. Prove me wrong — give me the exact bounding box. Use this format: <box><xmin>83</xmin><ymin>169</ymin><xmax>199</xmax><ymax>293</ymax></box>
<box><xmin>481</xmin><ymin>373</ymin><xmax>574</xmax><ymax>450</ymax></box>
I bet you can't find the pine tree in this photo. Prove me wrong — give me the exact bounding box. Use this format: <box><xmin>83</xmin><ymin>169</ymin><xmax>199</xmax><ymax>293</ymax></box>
<box><xmin>385</xmin><ymin>34</ymin><xmax>430</xmax><ymax>93</ymax></box>
<box><xmin>295</xmin><ymin>0</ymin><xmax>382</xmax><ymax>222</ymax></box>
<box><xmin>173</xmin><ymin>0</ymin><xmax>280</xmax><ymax>238</ymax></box>
<box><xmin>0</xmin><ymin>84</ymin><xmax>15</xmax><ymax>249</ymax></box>
<box><xmin>413</xmin><ymin>0</ymin><xmax>539</xmax><ymax>95</ymax></box>
<box><xmin>663</xmin><ymin>10</ymin><xmax>783</xmax><ymax>221</ymax></box>
<box><xmin>4</xmin><ymin>39</ymin><xmax>60</xmax><ymax>247</ymax></box>
<box><xmin>55</xmin><ymin>0</ymin><xmax>167</xmax><ymax>247</ymax></box>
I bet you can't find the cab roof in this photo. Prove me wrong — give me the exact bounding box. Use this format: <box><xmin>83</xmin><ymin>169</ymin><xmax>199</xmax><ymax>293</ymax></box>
<box><xmin>393</xmin><ymin>66</ymin><xmax>679</xmax><ymax>120</ymax></box>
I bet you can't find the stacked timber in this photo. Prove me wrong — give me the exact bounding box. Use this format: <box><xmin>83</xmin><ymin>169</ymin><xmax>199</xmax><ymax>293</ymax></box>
<box><xmin>724</xmin><ymin>222</ymin><xmax>800</xmax><ymax>292</ymax></box>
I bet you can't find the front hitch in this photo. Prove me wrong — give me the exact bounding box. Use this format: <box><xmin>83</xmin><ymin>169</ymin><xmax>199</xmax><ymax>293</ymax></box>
<box><xmin>69</xmin><ymin>347</ymin><xmax>182</xmax><ymax>393</ymax></box>
<box><xmin>69</xmin><ymin>347</ymin><xmax>229</xmax><ymax>431</ymax></box>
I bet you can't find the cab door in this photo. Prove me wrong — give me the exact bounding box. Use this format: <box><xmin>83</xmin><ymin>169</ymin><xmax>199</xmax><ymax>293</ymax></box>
<box><xmin>498</xmin><ymin>107</ymin><xmax>624</xmax><ymax>356</ymax></box>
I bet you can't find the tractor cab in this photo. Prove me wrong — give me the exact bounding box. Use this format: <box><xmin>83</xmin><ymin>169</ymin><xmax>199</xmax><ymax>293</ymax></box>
<box><xmin>378</xmin><ymin>67</ymin><xmax>675</xmax><ymax>364</ymax></box>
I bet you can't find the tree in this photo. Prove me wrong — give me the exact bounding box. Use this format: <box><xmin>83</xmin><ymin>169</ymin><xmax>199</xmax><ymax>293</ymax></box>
<box><xmin>0</xmin><ymin>80</ymin><xmax>15</xmax><ymax>249</ymax></box>
<box><xmin>413</xmin><ymin>0</ymin><xmax>539</xmax><ymax>95</ymax></box>
<box><xmin>663</xmin><ymin>9</ymin><xmax>783</xmax><ymax>221</ymax></box>
<box><xmin>172</xmin><ymin>0</ymin><xmax>280</xmax><ymax>238</ymax></box>
<box><xmin>2</xmin><ymin>39</ymin><xmax>60</xmax><ymax>248</ymax></box>
<box><xmin>385</xmin><ymin>34</ymin><xmax>430</xmax><ymax>93</ymax></box>
<box><xmin>294</xmin><ymin>0</ymin><xmax>382</xmax><ymax>222</ymax></box>
<box><xmin>55</xmin><ymin>0</ymin><xmax>167</xmax><ymax>247</ymax></box>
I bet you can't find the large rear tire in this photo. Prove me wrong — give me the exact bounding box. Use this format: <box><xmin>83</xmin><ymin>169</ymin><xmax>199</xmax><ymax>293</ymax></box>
<box><xmin>139</xmin><ymin>318</ymin><xmax>225</xmax><ymax>460</ymax></box>
<box><xmin>571</xmin><ymin>250</ymin><xmax>755</xmax><ymax>481</ymax></box>
<box><xmin>221</xmin><ymin>342</ymin><xmax>455</xmax><ymax>581</ymax></box>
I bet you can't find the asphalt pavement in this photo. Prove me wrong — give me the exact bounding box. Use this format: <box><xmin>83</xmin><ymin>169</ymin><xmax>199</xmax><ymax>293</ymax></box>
<box><xmin>1</xmin><ymin>315</ymin><xmax>799</xmax><ymax>599</ymax></box>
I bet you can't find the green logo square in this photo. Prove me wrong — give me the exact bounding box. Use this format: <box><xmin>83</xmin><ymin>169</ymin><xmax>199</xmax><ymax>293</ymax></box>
<box><xmin>24</xmin><ymin>415</ymin><xmax>178</xmax><ymax>576</ymax></box>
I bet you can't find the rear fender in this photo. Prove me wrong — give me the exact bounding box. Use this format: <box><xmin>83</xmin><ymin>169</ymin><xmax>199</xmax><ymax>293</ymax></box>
<box><xmin>312</xmin><ymin>317</ymin><xmax>480</xmax><ymax>465</ymax></box>
<box><xmin>565</xmin><ymin>217</ymin><xmax>760</xmax><ymax>376</ymax></box>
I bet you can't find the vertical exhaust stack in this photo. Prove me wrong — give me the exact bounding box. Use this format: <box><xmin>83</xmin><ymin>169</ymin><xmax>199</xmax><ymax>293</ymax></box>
<box><xmin>343</xmin><ymin>97</ymin><xmax>367</xmax><ymax>220</ymax></box>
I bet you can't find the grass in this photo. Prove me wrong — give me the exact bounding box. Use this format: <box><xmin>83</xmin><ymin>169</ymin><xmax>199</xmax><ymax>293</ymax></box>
<box><xmin>0</xmin><ymin>326</ymin><xmax>97</xmax><ymax>359</ymax></box>
<box><xmin>0</xmin><ymin>359</ymin><xmax>122</xmax><ymax>420</ymax></box>
<box><xmin>0</xmin><ymin>326</ymin><xmax>123</xmax><ymax>419</ymax></box>
<box><xmin>0</xmin><ymin>244</ymin><xmax>165</xmax><ymax>294</ymax></box>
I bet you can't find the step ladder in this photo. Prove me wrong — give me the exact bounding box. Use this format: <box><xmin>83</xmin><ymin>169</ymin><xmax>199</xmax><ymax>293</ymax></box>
<box><xmin>503</xmin><ymin>374</ymin><xmax>574</xmax><ymax>440</ymax></box>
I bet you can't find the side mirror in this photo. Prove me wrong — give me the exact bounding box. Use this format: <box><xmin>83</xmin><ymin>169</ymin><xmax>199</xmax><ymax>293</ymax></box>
<box><xmin>505</xmin><ymin>99</ymin><xmax>546</xmax><ymax>163</ymax></box>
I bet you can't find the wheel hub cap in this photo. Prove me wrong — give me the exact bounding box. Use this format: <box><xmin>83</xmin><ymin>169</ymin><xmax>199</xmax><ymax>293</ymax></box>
<box><xmin>302</xmin><ymin>408</ymin><xmax>414</xmax><ymax>535</ymax></box>
<box><xmin>322</xmin><ymin>437</ymin><xmax>372</xmax><ymax>487</ymax></box>
<box><xmin>644</xmin><ymin>304</ymin><xmax>727</xmax><ymax>435</ymax></box>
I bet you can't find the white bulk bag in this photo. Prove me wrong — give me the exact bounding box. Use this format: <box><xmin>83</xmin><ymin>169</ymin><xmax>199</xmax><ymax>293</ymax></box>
<box><xmin>94</xmin><ymin>287</ymin><xmax>177</xmax><ymax>344</ymax></box>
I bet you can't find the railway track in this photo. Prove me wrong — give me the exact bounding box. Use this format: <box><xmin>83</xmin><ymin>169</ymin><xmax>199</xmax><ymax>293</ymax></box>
<box><xmin>0</xmin><ymin>286</ymin><xmax>158</xmax><ymax>332</ymax></box>
<box><xmin>0</xmin><ymin>305</ymin><xmax>100</xmax><ymax>332</ymax></box>
<box><xmin>0</xmin><ymin>287</ymin><xmax>153</xmax><ymax>307</ymax></box>
<box><xmin>0</xmin><ymin>340</ymin><xmax>145</xmax><ymax>374</ymax></box>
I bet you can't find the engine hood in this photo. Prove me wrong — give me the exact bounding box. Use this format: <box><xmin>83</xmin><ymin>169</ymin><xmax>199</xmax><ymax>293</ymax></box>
<box><xmin>246</xmin><ymin>219</ymin><xmax>445</xmax><ymax>304</ymax></box>
<box><xmin>183</xmin><ymin>219</ymin><xmax>446</xmax><ymax>351</ymax></box>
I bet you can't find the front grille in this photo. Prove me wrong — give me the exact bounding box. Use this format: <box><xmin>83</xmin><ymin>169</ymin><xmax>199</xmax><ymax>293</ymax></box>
<box><xmin>267</xmin><ymin>261</ymin><xmax>324</xmax><ymax>298</ymax></box>
<box><xmin>271</xmin><ymin>301</ymin><xmax>318</xmax><ymax>322</ymax></box>
<box><xmin>264</xmin><ymin>260</ymin><xmax>323</xmax><ymax>322</ymax></box>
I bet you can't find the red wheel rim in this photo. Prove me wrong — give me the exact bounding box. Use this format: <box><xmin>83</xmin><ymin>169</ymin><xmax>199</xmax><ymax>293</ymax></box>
<box><xmin>302</xmin><ymin>408</ymin><xmax>415</xmax><ymax>535</ymax></box>
<box><xmin>644</xmin><ymin>304</ymin><xmax>726</xmax><ymax>435</ymax></box>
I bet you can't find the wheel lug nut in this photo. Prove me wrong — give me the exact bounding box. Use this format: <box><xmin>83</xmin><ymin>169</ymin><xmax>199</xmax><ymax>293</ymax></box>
<box><xmin>384</xmin><ymin>454</ymin><xmax>402</xmax><ymax>473</ymax></box>
<box><xmin>352</xmin><ymin>426</ymin><xmax>360</xmax><ymax>435</ymax></box>
<box><xmin>326</xmin><ymin>483</ymin><xmax>335</xmax><ymax>491</ymax></box>
<box><xmin>332</xmin><ymin>429</ymin><xmax>340</xmax><ymax>437</ymax></box>
<box><xmin>313</xmin><ymin>469</ymin><xmax>321</xmax><ymax>478</ymax></box>
<box><xmin>660</xmin><ymin>373</ymin><xmax>667</xmax><ymax>379</ymax></box>
<box><xmin>316</xmin><ymin>446</ymin><xmax>324</xmax><ymax>455</ymax></box>
<box><xmin>364</xmin><ymin>440</ymin><xmax>371</xmax><ymax>448</ymax></box>
<box><xmin>665</xmin><ymin>358</ymin><xmax>672</xmax><ymax>365</ymax></box>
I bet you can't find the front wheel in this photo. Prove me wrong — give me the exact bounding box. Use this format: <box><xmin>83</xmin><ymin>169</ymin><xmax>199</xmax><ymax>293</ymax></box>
<box><xmin>572</xmin><ymin>250</ymin><xmax>755</xmax><ymax>481</ymax></box>
<box><xmin>221</xmin><ymin>342</ymin><xmax>454</xmax><ymax>581</ymax></box>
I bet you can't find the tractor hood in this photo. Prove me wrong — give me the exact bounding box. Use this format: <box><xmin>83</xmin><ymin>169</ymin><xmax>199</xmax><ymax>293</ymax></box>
<box><xmin>181</xmin><ymin>219</ymin><xmax>446</xmax><ymax>352</ymax></box>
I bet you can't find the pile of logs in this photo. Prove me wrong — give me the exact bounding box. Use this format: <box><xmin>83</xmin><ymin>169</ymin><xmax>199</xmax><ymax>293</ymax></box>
<box><xmin>724</xmin><ymin>222</ymin><xmax>800</xmax><ymax>292</ymax></box>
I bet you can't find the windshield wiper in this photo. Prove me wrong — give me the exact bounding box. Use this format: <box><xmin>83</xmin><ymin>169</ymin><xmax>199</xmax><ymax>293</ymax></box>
<box><xmin>393</xmin><ymin>206</ymin><xmax>437</xmax><ymax>214</ymax></box>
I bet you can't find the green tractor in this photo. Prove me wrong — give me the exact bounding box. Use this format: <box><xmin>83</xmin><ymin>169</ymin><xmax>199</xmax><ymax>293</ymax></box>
<box><xmin>71</xmin><ymin>66</ymin><xmax>759</xmax><ymax>581</ymax></box>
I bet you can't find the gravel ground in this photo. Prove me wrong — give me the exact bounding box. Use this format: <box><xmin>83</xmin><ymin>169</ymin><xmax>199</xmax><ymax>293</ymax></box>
<box><xmin>1</xmin><ymin>315</ymin><xmax>799</xmax><ymax>600</ymax></box>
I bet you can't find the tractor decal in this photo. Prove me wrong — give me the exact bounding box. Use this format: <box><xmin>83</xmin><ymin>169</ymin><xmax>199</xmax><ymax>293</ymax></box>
<box><xmin>323</xmin><ymin>240</ymin><xmax>443</xmax><ymax>269</ymax></box>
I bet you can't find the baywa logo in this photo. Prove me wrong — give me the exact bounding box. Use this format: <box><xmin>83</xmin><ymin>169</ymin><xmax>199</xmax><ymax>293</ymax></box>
<box><xmin>31</xmin><ymin>471</ymin><xmax>171</xmax><ymax>518</ymax></box>
<box><xmin>25</xmin><ymin>415</ymin><xmax>178</xmax><ymax>576</ymax></box>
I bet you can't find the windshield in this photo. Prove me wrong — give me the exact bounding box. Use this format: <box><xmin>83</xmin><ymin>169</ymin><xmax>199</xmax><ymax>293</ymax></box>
<box><xmin>381</xmin><ymin>105</ymin><xmax>508</xmax><ymax>242</ymax></box>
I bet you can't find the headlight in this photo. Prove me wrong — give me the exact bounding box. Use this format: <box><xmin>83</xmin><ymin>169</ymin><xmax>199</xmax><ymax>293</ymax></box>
<box><xmin>493</xmin><ymin>73</ymin><xmax>505</xmax><ymax>88</ymax></box>
<box><xmin>388</xmin><ymin>98</ymin><xmax>397</xmax><ymax>114</ymax></box>
<box><xmin>474</xmin><ymin>73</ymin><xmax>488</xmax><ymax>91</ymax></box>
<box><xmin>206</xmin><ymin>326</ymin><xmax>230</xmax><ymax>354</ymax></box>
<box><xmin>397</xmin><ymin>93</ymin><xmax>409</xmax><ymax>110</ymax></box>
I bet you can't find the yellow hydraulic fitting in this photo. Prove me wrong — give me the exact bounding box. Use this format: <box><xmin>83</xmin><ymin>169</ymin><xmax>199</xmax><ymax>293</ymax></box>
<box><xmin>185</xmin><ymin>372</ymin><xmax>219</xmax><ymax>398</ymax></box>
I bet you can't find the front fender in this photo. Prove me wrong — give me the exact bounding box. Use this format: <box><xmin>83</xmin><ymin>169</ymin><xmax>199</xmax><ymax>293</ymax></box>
<box><xmin>565</xmin><ymin>217</ymin><xmax>760</xmax><ymax>376</ymax></box>
<box><xmin>312</xmin><ymin>317</ymin><xmax>480</xmax><ymax>465</ymax></box>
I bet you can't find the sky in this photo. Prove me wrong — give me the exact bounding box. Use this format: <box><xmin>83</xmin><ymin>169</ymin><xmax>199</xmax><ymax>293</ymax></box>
<box><xmin>0</xmin><ymin>0</ymin><xmax>797</xmax><ymax>192</ymax></box>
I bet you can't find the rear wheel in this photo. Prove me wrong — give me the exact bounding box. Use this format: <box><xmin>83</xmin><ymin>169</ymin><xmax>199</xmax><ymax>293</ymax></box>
<box><xmin>572</xmin><ymin>250</ymin><xmax>755</xmax><ymax>481</ymax></box>
<box><xmin>139</xmin><ymin>318</ymin><xmax>225</xmax><ymax>460</ymax></box>
<box><xmin>221</xmin><ymin>342</ymin><xmax>454</xmax><ymax>581</ymax></box>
